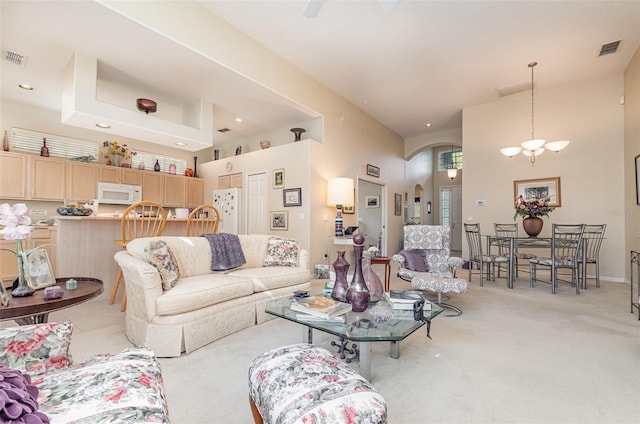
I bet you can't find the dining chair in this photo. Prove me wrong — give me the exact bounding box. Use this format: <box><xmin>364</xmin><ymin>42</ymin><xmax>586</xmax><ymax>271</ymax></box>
<box><xmin>464</xmin><ymin>223</ymin><xmax>509</xmax><ymax>287</ymax></box>
<box><xmin>186</xmin><ymin>205</ymin><xmax>221</xmax><ymax>236</ymax></box>
<box><xmin>577</xmin><ymin>224</ymin><xmax>606</xmax><ymax>289</ymax></box>
<box><xmin>109</xmin><ymin>201</ymin><xmax>167</xmax><ymax>311</ymax></box>
<box><xmin>493</xmin><ymin>223</ymin><xmax>536</xmax><ymax>278</ymax></box>
<box><xmin>529</xmin><ymin>224</ymin><xmax>585</xmax><ymax>294</ymax></box>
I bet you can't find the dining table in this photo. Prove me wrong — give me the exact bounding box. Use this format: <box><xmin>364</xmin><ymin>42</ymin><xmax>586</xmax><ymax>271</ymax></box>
<box><xmin>486</xmin><ymin>235</ymin><xmax>590</xmax><ymax>291</ymax></box>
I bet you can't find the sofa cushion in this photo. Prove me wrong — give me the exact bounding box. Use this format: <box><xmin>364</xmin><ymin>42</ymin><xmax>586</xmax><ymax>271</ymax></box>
<box><xmin>33</xmin><ymin>347</ymin><xmax>169</xmax><ymax>424</ymax></box>
<box><xmin>0</xmin><ymin>322</ymin><xmax>73</xmax><ymax>376</ymax></box>
<box><xmin>229</xmin><ymin>266</ymin><xmax>311</xmax><ymax>292</ymax></box>
<box><xmin>156</xmin><ymin>274</ymin><xmax>254</xmax><ymax>316</ymax></box>
<box><xmin>146</xmin><ymin>240</ymin><xmax>180</xmax><ymax>290</ymax></box>
<box><xmin>263</xmin><ymin>237</ymin><xmax>299</xmax><ymax>267</ymax></box>
<box><xmin>399</xmin><ymin>249</ymin><xmax>429</xmax><ymax>272</ymax></box>
<box><xmin>127</xmin><ymin>237</ymin><xmax>213</xmax><ymax>278</ymax></box>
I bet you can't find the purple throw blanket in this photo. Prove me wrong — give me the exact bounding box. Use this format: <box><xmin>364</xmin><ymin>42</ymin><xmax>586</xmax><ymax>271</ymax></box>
<box><xmin>202</xmin><ymin>233</ymin><xmax>246</xmax><ymax>271</ymax></box>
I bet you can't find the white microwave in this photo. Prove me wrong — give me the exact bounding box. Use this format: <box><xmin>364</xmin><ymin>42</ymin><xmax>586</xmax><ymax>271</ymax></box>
<box><xmin>97</xmin><ymin>182</ymin><xmax>142</xmax><ymax>205</ymax></box>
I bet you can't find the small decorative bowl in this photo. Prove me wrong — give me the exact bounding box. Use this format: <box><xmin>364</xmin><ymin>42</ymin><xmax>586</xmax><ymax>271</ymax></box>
<box><xmin>56</xmin><ymin>207</ymin><xmax>93</xmax><ymax>216</ymax></box>
<box><xmin>368</xmin><ymin>301</ymin><xmax>393</xmax><ymax>324</ymax></box>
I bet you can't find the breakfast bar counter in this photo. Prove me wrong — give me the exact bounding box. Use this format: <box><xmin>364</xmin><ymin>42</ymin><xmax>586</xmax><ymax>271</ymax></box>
<box><xmin>55</xmin><ymin>216</ymin><xmax>191</xmax><ymax>304</ymax></box>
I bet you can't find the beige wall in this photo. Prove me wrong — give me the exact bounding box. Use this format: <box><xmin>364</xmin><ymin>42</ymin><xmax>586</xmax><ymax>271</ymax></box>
<box><xmin>462</xmin><ymin>74</ymin><xmax>627</xmax><ymax>281</ymax></box>
<box><xmin>624</xmin><ymin>47</ymin><xmax>640</xmax><ymax>281</ymax></box>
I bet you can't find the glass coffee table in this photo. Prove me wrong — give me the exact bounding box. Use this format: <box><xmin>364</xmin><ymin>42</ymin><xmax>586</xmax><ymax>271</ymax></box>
<box><xmin>265</xmin><ymin>296</ymin><xmax>442</xmax><ymax>381</ymax></box>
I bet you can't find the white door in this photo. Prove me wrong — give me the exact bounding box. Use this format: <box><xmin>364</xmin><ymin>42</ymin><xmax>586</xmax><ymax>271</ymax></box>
<box><xmin>247</xmin><ymin>171</ymin><xmax>268</xmax><ymax>234</ymax></box>
<box><xmin>440</xmin><ymin>185</ymin><xmax>462</xmax><ymax>251</ymax></box>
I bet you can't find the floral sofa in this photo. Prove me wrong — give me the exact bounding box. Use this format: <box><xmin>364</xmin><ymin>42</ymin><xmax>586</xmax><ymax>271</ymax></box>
<box><xmin>114</xmin><ymin>235</ymin><xmax>311</xmax><ymax>358</ymax></box>
<box><xmin>0</xmin><ymin>321</ymin><xmax>169</xmax><ymax>424</ymax></box>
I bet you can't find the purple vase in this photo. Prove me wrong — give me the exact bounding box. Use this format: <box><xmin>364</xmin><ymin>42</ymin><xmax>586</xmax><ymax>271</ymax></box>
<box><xmin>346</xmin><ymin>235</ymin><xmax>370</xmax><ymax>312</ymax></box>
<box><xmin>331</xmin><ymin>251</ymin><xmax>349</xmax><ymax>302</ymax></box>
<box><xmin>362</xmin><ymin>251</ymin><xmax>383</xmax><ymax>302</ymax></box>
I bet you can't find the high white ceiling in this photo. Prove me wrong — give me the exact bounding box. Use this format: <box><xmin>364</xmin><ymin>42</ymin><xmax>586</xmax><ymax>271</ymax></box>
<box><xmin>2</xmin><ymin>0</ymin><xmax>639</xmax><ymax>149</ymax></box>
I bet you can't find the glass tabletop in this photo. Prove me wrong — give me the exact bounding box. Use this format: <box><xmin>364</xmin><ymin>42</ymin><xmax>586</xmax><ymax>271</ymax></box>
<box><xmin>265</xmin><ymin>295</ymin><xmax>443</xmax><ymax>342</ymax></box>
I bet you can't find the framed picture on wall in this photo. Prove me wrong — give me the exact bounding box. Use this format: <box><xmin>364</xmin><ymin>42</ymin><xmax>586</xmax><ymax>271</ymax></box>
<box><xmin>270</xmin><ymin>211</ymin><xmax>288</xmax><ymax>230</ymax></box>
<box><xmin>273</xmin><ymin>169</ymin><xmax>284</xmax><ymax>189</ymax></box>
<box><xmin>366</xmin><ymin>164</ymin><xmax>380</xmax><ymax>178</ymax></box>
<box><xmin>366</xmin><ymin>196</ymin><xmax>380</xmax><ymax>208</ymax></box>
<box><xmin>513</xmin><ymin>176</ymin><xmax>561</xmax><ymax>207</ymax></box>
<box><xmin>283</xmin><ymin>188</ymin><xmax>302</xmax><ymax>207</ymax></box>
<box><xmin>342</xmin><ymin>205</ymin><xmax>354</xmax><ymax>214</ymax></box>
<box><xmin>394</xmin><ymin>193</ymin><xmax>402</xmax><ymax>216</ymax></box>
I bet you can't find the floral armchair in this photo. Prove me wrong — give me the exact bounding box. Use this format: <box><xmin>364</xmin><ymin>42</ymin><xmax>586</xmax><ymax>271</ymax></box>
<box><xmin>392</xmin><ymin>225</ymin><xmax>464</xmax><ymax>281</ymax></box>
<box><xmin>0</xmin><ymin>322</ymin><xmax>169</xmax><ymax>423</ymax></box>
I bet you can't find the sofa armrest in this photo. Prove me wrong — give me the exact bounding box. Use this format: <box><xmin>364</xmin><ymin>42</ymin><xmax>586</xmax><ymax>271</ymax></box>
<box><xmin>298</xmin><ymin>248</ymin><xmax>309</xmax><ymax>271</ymax></box>
<box><xmin>448</xmin><ymin>256</ymin><xmax>465</xmax><ymax>277</ymax></box>
<box><xmin>0</xmin><ymin>321</ymin><xmax>73</xmax><ymax>376</ymax></box>
<box><xmin>114</xmin><ymin>251</ymin><xmax>163</xmax><ymax>321</ymax></box>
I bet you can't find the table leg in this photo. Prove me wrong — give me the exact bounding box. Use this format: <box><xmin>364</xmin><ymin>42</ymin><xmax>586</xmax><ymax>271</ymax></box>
<box><xmin>303</xmin><ymin>326</ymin><xmax>313</xmax><ymax>343</ymax></box>
<box><xmin>360</xmin><ymin>341</ymin><xmax>371</xmax><ymax>381</ymax></box>
<box><xmin>390</xmin><ymin>341</ymin><xmax>400</xmax><ymax>359</ymax></box>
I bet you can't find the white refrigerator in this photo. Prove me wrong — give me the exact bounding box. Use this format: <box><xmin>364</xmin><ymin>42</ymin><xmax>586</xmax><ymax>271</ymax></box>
<box><xmin>213</xmin><ymin>188</ymin><xmax>242</xmax><ymax>234</ymax></box>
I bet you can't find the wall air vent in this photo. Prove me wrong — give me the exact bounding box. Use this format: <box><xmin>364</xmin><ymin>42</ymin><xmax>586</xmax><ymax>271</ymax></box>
<box><xmin>3</xmin><ymin>50</ymin><xmax>27</xmax><ymax>66</ymax></box>
<box><xmin>599</xmin><ymin>40</ymin><xmax>622</xmax><ymax>57</ymax></box>
<box><xmin>217</xmin><ymin>128</ymin><xmax>231</xmax><ymax>133</ymax></box>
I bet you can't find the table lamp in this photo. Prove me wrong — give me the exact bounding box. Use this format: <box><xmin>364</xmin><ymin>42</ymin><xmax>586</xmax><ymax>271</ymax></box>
<box><xmin>327</xmin><ymin>177</ymin><xmax>354</xmax><ymax>237</ymax></box>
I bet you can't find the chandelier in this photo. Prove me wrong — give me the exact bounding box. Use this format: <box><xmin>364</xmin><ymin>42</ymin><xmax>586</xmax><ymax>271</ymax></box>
<box><xmin>500</xmin><ymin>62</ymin><xmax>570</xmax><ymax>165</ymax></box>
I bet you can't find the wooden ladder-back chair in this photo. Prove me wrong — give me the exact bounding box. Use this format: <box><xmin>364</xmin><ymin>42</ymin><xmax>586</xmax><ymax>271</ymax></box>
<box><xmin>109</xmin><ymin>201</ymin><xmax>167</xmax><ymax>311</ymax></box>
<box><xmin>186</xmin><ymin>205</ymin><xmax>221</xmax><ymax>236</ymax></box>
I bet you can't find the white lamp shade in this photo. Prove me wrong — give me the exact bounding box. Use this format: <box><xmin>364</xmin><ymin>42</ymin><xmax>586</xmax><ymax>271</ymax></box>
<box><xmin>500</xmin><ymin>147</ymin><xmax>523</xmax><ymax>157</ymax></box>
<box><xmin>521</xmin><ymin>139</ymin><xmax>546</xmax><ymax>150</ymax></box>
<box><xmin>327</xmin><ymin>177</ymin><xmax>354</xmax><ymax>206</ymax></box>
<box><xmin>544</xmin><ymin>140</ymin><xmax>570</xmax><ymax>152</ymax></box>
<box><xmin>447</xmin><ymin>168</ymin><xmax>458</xmax><ymax>179</ymax></box>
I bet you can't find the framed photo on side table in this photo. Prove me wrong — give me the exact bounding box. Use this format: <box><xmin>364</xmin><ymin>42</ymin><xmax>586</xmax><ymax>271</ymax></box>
<box><xmin>513</xmin><ymin>176</ymin><xmax>561</xmax><ymax>207</ymax></box>
<box><xmin>26</xmin><ymin>249</ymin><xmax>56</xmax><ymax>290</ymax></box>
<box><xmin>283</xmin><ymin>188</ymin><xmax>302</xmax><ymax>207</ymax></box>
<box><xmin>270</xmin><ymin>211</ymin><xmax>288</xmax><ymax>231</ymax></box>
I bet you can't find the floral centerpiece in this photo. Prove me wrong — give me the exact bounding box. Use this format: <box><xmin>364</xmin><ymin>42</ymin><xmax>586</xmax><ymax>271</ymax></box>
<box><xmin>514</xmin><ymin>195</ymin><xmax>554</xmax><ymax>237</ymax></box>
<box><xmin>101</xmin><ymin>140</ymin><xmax>136</xmax><ymax>167</ymax></box>
<box><xmin>513</xmin><ymin>195</ymin><xmax>555</xmax><ymax>219</ymax></box>
<box><xmin>0</xmin><ymin>203</ymin><xmax>35</xmax><ymax>297</ymax></box>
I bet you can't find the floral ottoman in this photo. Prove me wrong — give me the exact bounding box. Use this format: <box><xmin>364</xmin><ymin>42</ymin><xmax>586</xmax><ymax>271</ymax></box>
<box><xmin>0</xmin><ymin>322</ymin><xmax>169</xmax><ymax>423</ymax></box>
<box><xmin>248</xmin><ymin>344</ymin><xmax>387</xmax><ymax>424</ymax></box>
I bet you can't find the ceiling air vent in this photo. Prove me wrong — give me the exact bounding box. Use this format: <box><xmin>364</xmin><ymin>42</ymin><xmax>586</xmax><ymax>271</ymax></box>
<box><xmin>217</xmin><ymin>128</ymin><xmax>231</xmax><ymax>133</ymax></box>
<box><xmin>599</xmin><ymin>40</ymin><xmax>622</xmax><ymax>57</ymax></box>
<box><xmin>3</xmin><ymin>50</ymin><xmax>27</xmax><ymax>66</ymax></box>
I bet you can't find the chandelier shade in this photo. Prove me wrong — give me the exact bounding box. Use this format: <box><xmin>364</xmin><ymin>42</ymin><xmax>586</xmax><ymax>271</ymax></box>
<box><xmin>500</xmin><ymin>62</ymin><xmax>569</xmax><ymax>165</ymax></box>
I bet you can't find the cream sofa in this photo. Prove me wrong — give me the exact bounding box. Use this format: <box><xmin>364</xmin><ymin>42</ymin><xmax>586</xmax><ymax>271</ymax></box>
<box><xmin>114</xmin><ymin>235</ymin><xmax>311</xmax><ymax>357</ymax></box>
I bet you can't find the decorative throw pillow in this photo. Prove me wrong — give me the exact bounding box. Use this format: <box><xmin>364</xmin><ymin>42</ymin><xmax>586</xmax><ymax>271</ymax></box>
<box><xmin>399</xmin><ymin>250</ymin><xmax>430</xmax><ymax>272</ymax></box>
<box><xmin>0</xmin><ymin>362</ymin><xmax>50</xmax><ymax>423</ymax></box>
<box><xmin>263</xmin><ymin>237</ymin><xmax>299</xmax><ymax>267</ymax></box>
<box><xmin>146</xmin><ymin>240</ymin><xmax>180</xmax><ymax>290</ymax></box>
<box><xmin>0</xmin><ymin>321</ymin><xmax>73</xmax><ymax>376</ymax></box>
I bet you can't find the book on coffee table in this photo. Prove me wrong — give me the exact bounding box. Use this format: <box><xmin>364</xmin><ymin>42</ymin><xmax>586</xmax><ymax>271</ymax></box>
<box><xmin>384</xmin><ymin>290</ymin><xmax>432</xmax><ymax>310</ymax></box>
<box><xmin>291</xmin><ymin>296</ymin><xmax>352</xmax><ymax>319</ymax></box>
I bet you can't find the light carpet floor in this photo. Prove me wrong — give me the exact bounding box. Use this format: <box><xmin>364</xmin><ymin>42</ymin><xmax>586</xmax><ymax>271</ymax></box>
<box><xmin>29</xmin><ymin>275</ymin><xmax>640</xmax><ymax>423</ymax></box>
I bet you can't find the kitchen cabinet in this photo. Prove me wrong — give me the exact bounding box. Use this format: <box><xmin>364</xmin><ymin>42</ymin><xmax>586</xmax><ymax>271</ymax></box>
<box><xmin>98</xmin><ymin>165</ymin><xmax>141</xmax><ymax>185</ymax></box>
<box><xmin>218</xmin><ymin>172</ymin><xmax>242</xmax><ymax>189</ymax></box>
<box><xmin>142</xmin><ymin>172</ymin><xmax>163</xmax><ymax>204</ymax></box>
<box><xmin>30</xmin><ymin>156</ymin><xmax>66</xmax><ymax>201</ymax></box>
<box><xmin>0</xmin><ymin>226</ymin><xmax>56</xmax><ymax>286</ymax></box>
<box><xmin>68</xmin><ymin>162</ymin><xmax>97</xmax><ymax>202</ymax></box>
<box><xmin>164</xmin><ymin>175</ymin><xmax>186</xmax><ymax>207</ymax></box>
<box><xmin>185</xmin><ymin>178</ymin><xmax>204</xmax><ymax>207</ymax></box>
<box><xmin>0</xmin><ymin>151</ymin><xmax>28</xmax><ymax>199</ymax></box>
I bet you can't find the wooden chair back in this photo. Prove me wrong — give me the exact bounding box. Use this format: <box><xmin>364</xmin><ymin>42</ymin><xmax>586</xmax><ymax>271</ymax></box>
<box><xmin>186</xmin><ymin>205</ymin><xmax>221</xmax><ymax>236</ymax></box>
<box><xmin>120</xmin><ymin>201</ymin><xmax>167</xmax><ymax>243</ymax></box>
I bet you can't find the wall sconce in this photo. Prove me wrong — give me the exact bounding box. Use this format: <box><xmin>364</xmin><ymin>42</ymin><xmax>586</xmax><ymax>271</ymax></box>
<box><xmin>327</xmin><ymin>177</ymin><xmax>354</xmax><ymax>237</ymax></box>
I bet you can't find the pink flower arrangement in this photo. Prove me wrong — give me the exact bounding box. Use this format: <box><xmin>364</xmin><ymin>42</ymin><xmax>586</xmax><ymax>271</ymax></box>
<box><xmin>0</xmin><ymin>203</ymin><xmax>33</xmax><ymax>243</ymax></box>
